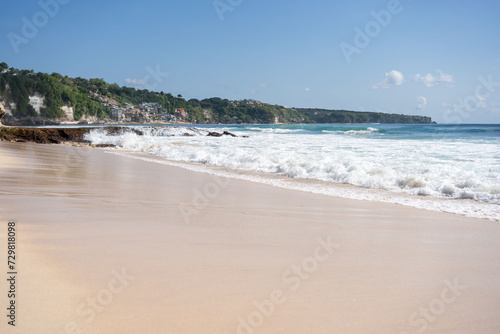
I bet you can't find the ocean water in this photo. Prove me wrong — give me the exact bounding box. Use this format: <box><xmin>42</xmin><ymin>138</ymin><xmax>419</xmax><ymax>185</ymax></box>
<box><xmin>84</xmin><ymin>124</ymin><xmax>500</xmax><ymax>221</ymax></box>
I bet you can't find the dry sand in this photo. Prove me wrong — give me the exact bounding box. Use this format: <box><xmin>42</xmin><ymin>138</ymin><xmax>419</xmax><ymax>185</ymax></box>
<box><xmin>0</xmin><ymin>141</ymin><xmax>499</xmax><ymax>334</ymax></box>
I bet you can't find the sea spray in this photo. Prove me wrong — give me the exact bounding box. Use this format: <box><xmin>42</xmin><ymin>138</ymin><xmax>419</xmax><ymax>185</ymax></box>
<box><xmin>85</xmin><ymin>124</ymin><xmax>500</xmax><ymax>220</ymax></box>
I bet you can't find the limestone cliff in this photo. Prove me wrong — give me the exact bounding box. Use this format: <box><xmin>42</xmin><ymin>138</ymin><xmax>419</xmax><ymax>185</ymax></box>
<box><xmin>0</xmin><ymin>84</ymin><xmax>73</xmax><ymax>125</ymax></box>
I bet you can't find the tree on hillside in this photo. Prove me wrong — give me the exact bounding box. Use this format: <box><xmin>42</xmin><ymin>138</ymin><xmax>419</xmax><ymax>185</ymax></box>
<box><xmin>89</xmin><ymin>78</ymin><xmax>108</xmax><ymax>91</ymax></box>
<box><xmin>0</xmin><ymin>62</ymin><xmax>8</xmax><ymax>72</ymax></box>
<box><xmin>51</xmin><ymin>73</ymin><xmax>63</xmax><ymax>81</ymax></box>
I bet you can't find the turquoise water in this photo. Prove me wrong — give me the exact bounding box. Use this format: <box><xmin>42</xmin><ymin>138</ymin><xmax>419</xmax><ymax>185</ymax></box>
<box><xmin>190</xmin><ymin>123</ymin><xmax>500</xmax><ymax>140</ymax></box>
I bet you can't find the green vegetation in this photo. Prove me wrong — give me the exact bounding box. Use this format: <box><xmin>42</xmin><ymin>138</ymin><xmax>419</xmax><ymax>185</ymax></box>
<box><xmin>0</xmin><ymin>69</ymin><xmax>108</xmax><ymax>119</ymax></box>
<box><xmin>296</xmin><ymin>108</ymin><xmax>433</xmax><ymax>124</ymax></box>
<box><xmin>0</xmin><ymin>62</ymin><xmax>434</xmax><ymax>124</ymax></box>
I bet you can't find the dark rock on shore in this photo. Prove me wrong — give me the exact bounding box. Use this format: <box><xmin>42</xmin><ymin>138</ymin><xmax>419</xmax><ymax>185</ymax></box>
<box><xmin>207</xmin><ymin>131</ymin><xmax>223</xmax><ymax>137</ymax></box>
<box><xmin>0</xmin><ymin>127</ymin><xmax>88</xmax><ymax>144</ymax></box>
<box><xmin>104</xmin><ymin>127</ymin><xmax>143</xmax><ymax>136</ymax></box>
<box><xmin>207</xmin><ymin>131</ymin><xmax>239</xmax><ymax>137</ymax></box>
<box><xmin>0</xmin><ymin>126</ymin><xmax>117</xmax><ymax>148</ymax></box>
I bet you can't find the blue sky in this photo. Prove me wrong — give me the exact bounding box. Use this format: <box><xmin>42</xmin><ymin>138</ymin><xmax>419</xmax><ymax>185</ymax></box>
<box><xmin>1</xmin><ymin>0</ymin><xmax>500</xmax><ymax>123</ymax></box>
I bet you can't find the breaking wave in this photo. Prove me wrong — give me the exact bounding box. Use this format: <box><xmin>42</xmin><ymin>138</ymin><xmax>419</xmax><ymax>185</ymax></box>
<box><xmin>84</xmin><ymin>124</ymin><xmax>500</xmax><ymax>220</ymax></box>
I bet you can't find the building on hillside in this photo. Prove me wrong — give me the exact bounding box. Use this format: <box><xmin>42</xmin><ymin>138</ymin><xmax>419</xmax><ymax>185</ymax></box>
<box><xmin>175</xmin><ymin>108</ymin><xmax>187</xmax><ymax>117</ymax></box>
<box><xmin>138</xmin><ymin>102</ymin><xmax>162</xmax><ymax>114</ymax></box>
<box><xmin>110</xmin><ymin>108</ymin><xmax>123</xmax><ymax>121</ymax></box>
<box><xmin>164</xmin><ymin>114</ymin><xmax>176</xmax><ymax>122</ymax></box>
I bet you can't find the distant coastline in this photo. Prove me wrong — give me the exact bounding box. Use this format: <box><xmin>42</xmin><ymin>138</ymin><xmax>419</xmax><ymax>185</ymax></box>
<box><xmin>0</xmin><ymin>62</ymin><xmax>435</xmax><ymax>126</ymax></box>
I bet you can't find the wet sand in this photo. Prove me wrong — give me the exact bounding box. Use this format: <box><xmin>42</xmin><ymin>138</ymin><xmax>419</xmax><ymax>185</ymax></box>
<box><xmin>0</xmin><ymin>141</ymin><xmax>499</xmax><ymax>333</ymax></box>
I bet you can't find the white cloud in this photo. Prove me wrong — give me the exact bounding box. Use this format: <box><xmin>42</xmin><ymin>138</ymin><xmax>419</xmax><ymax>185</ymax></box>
<box><xmin>304</xmin><ymin>87</ymin><xmax>311</xmax><ymax>92</ymax></box>
<box><xmin>258</xmin><ymin>83</ymin><xmax>268</xmax><ymax>88</ymax></box>
<box><xmin>125</xmin><ymin>78</ymin><xmax>144</xmax><ymax>85</ymax></box>
<box><xmin>371</xmin><ymin>70</ymin><xmax>404</xmax><ymax>89</ymax></box>
<box><xmin>414</xmin><ymin>70</ymin><xmax>454</xmax><ymax>87</ymax></box>
<box><xmin>250</xmin><ymin>89</ymin><xmax>257</xmax><ymax>95</ymax></box>
<box><xmin>416</xmin><ymin>96</ymin><xmax>427</xmax><ymax>110</ymax></box>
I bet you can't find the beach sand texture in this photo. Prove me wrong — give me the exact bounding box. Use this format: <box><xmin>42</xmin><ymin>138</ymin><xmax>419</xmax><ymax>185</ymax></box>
<box><xmin>0</xmin><ymin>141</ymin><xmax>499</xmax><ymax>333</ymax></box>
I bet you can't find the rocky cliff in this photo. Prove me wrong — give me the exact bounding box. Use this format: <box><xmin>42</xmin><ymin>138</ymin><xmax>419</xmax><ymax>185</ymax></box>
<box><xmin>0</xmin><ymin>88</ymin><xmax>74</xmax><ymax>126</ymax></box>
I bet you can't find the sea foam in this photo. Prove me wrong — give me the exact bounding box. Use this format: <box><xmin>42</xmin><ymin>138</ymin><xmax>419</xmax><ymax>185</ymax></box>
<box><xmin>84</xmin><ymin>125</ymin><xmax>500</xmax><ymax>221</ymax></box>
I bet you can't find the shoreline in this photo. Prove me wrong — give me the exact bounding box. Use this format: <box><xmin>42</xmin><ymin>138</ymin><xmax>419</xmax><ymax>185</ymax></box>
<box><xmin>1</xmin><ymin>123</ymin><xmax>498</xmax><ymax>221</ymax></box>
<box><xmin>108</xmin><ymin>149</ymin><xmax>500</xmax><ymax>222</ymax></box>
<box><xmin>1</xmin><ymin>141</ymin><xmax>500</xmax><ymax>333</ymax></box>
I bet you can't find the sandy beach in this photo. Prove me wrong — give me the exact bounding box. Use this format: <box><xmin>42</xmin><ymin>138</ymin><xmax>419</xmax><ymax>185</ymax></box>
<box><xmin>1</xmin><ymin>141</ymin><xmax>499</xmax><ymax>334</ymax></box>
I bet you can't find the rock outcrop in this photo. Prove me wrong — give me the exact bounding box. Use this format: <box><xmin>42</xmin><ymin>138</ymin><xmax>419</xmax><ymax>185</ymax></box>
<box><xmin>0</xmin><ymin>125</ymin><xmax>244</xmax><ymax>146</ymax></box>
<box><xmin>207</xmin><ymin>131</ymin><xmax>238</xmax><ymax>137</ymax></box>
<box><xmin>0</xmin><ymin>105</ymin><xmax>5</xmax><ymax>127</ymax></box>
<box><xmin>0</xmin><ymin>127</ymin><xmax>88</xmax><ymax>144</ymax></box>
<box><xmin>207</xmin><ymin>131</ymin><xmax>222</xmax><ymax>137</ymax></box>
